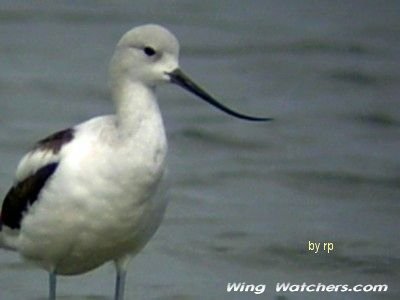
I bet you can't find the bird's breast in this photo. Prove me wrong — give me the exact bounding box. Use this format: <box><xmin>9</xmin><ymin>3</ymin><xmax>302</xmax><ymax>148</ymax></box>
<box><xmin>17</xmin><ymin>120</ymin><xmax>168</xmax><ymax>274</ymax></box>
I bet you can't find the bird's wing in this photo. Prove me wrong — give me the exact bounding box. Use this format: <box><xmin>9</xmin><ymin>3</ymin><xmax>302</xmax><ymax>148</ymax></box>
<box><xmin>1</xmin><ymin>128</ymin><xmax>75</xmax><ymax>230</ymax></box>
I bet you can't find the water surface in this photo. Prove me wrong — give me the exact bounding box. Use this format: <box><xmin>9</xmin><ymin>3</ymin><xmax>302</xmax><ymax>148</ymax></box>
<box><xmin>0</xmin><ymin>1</ymin><xmax>399</xmax><ymax>299</ymax></box>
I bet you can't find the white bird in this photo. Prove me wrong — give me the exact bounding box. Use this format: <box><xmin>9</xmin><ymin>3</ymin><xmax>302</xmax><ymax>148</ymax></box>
<box><xmin>0</xmin><ymin>24</ymin><xmax>270</xmax><ymax>300</ymax></box>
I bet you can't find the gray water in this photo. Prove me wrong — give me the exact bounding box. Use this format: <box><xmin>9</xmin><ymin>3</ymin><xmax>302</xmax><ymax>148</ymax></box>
<box><xmin>0</xmin><ymin>1</ymin><xmax>399</xmax><ymax>299</ymax></box>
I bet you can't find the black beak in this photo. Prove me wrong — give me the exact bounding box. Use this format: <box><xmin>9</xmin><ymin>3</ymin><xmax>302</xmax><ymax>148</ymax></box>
<box><xmin>167</xmin><ymin>69</ymin><xmax>272</xmax><ymax>122</ymax></box>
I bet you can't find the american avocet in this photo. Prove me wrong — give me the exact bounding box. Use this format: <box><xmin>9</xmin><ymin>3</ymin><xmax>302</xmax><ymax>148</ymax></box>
<box><xmin>0</xmin><ymin>24</ymin><xmax>271</xmax><ymax>300</ymax></box>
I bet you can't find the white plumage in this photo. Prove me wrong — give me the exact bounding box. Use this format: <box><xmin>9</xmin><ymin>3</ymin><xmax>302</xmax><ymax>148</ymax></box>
<box><xmin>0</xmin><ymin>24</ymin><xmax>270</xmax><ymax>300</ymax></box>
<box><xmin>17</xmin><ymin>116</ymin><xmax>166</xmax><ymax>273</ymax></box>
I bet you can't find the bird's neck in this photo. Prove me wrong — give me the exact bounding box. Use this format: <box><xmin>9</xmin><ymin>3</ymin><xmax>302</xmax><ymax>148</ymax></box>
<box><xmin>112</xmin><ymin>79</ymin><xmax>162</xmax><ymax>135</ymax></box>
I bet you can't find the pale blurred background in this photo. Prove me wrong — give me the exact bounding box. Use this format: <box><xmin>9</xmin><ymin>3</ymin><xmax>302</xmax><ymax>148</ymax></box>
<box><xmin>0</xmin><ymin>1</ymin><xmax>399</xmax><ymax>299</ymax></box>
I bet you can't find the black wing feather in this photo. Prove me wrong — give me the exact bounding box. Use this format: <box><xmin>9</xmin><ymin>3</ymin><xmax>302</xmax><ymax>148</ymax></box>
<box><xmin>35</xmin><ymin>128</ymin><xmax>74</xmax><ymax>154</ymax></box>
<box><xmin>1</xmin><ymin>163</ymin><xmax>59</xmax><ymax>229</ymax></box>
<box><xmin>0</xmin><ymin>127</ymin><xmax>74</xmax><ymax>230</ymax></box>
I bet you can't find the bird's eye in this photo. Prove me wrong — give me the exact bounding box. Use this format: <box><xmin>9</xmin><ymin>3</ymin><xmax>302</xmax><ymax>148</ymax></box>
<box><xmin>143</xmin><ymin>46</ymin><xmax>156</xmax><ymax>57</ymax></box>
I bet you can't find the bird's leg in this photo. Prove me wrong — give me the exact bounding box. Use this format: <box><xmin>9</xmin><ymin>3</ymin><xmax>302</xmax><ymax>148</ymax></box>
<box><xmin>114</xmin><ymin>256</ymin><xmax>131</xmax><ymax>300</ymax></box>
<box><xmin>114</xmin><ymin>268</ymin><xmax>127</xmax><ymax>300</ymax></box>
<box><xmin>49</xmin><ymin>272</ymin><xmax>57</xmax><ymax>300</ymax></box>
